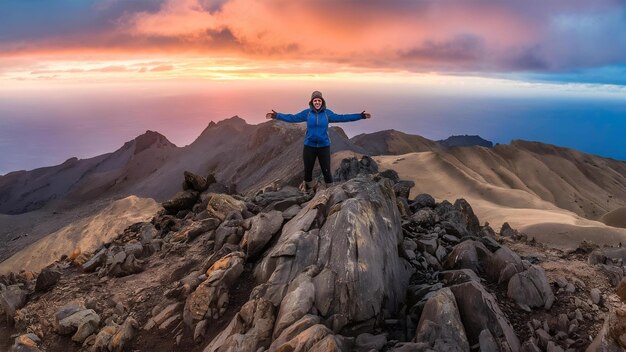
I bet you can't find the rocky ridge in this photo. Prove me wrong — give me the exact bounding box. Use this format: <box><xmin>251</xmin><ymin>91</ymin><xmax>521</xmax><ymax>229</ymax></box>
<box><xmin>2</xmin><ymin>157</ymin><xmax>626</xmax><ymax>352</ymax></box>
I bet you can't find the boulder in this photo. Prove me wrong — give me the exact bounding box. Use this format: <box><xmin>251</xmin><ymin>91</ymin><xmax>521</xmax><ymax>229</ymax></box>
<box><xmin>162</xmin><ymin>190</ymin><xmax>199</xmax><ymax>213</ymax></box>
<box><xmin>333</xmin><ymin>156</ymin><xmax>379</xmax><ymax>182</ymax></box>
<box><xmin>411</xmin><ymin>208</ymin><xmax>439</xmax><ymax>227</ymax></box>
<box><xmin>439</xmin><ymin>270</ymin><xmax>481</xmax><ymax>285</ymax></box>
<box><xmin>172</xmin><ymin>218</ymin><xmax>220</xmax><ymax>243</ymax></box>
<box><xmin>57</xmin><ymin>309</ymin><xmax>100</xmax><ymax>335</ymax></box>
<box><xmin>92</xmin><ymin>325</ymin><xmax>118</xmax><ymax>351</ymax></box>
<box><xmin>273</xmin><ymin>272</ymin><xmax>316</xmax><ymax>339</ymax></box>
<box><xmin>377</xmin><ymin>169</ymin><xmax>400</xmax><ymax>183</ymax></box>
<box><xmin>435</xmin><ymin>200</ymin><xmax>480</xmax><ymax>237</ymax></box>
<box><xmin>203</xmin><ymin>298</ymin><xmax>275</xmax><ymax>352</ymax></box>
<box><xmin>10</xmin><ymin>333</ymin><xmax>42</xmax><ymax>352</ymax></box>
<box><xmin>443</xmin><ymin>240</ymin><xmax>492</xmax><ymax>275</ymax></box>
<box><xmin>108</xmin><ymin>316</ymin><xmax>138</xmax><ymax>352</ymax></box>
<box><xmin>393</xmin><ymin>180</ymin><xmax>415</xmax><ymax>199</ymax></box>
<box><xmin>500</xmin><ymin>222</ymin><xmax>518</xmax><ymax>237</ymax></box>
<box><xmin>267</xmin><ymin>324</ymin><xmax>339</xmax><ymax>352</ymax></box>
<box><xmin>412</xmin><ymin>193</ymin><xmax>436</xmax><ymax>210</ymax></box>
<box><xmin>241</xmin><ymin>210</ymin><xmax>283</xmax><ymax>259</ymax></box>
<box><xmin>414</xmin><ymin>287</ymin><xmax>470</xmax><ymax>351</ymax></box>
<box><xmin>35</xmin><ymin>268</ymin><xmax>61</xmax><ymax>292</ymax></box>
<box><xmin>269</xmin><ymin>314</ymin><xmax>321</xmax><ymax>351</ymax></box>
<box><xmin>206</xmin><ymin>193</ymin><xmax>247</xmax><ymax>221</ymax></box>
<box><xmin>449</xmin><ymin>281</ymin><xmax>520</xmax><ymax>351</ymax></box>
<box><xmin>184</xmin><ymin>252</ymin><xmax>244</xmax><ymax>326</ymax></box>
<box><xmin>254</xmin><ymin>178</ymin><xmax>412</xmax><ymax>329</ymax></box>
<box><xmin>507</xmin><ymin>265</ymin><xmax>554</xmax><ymax>309</ymax></box>
<box><xmin>183</xmin><ymin>171</ymin><xmax>209</xmax><ymax>192</ymax></box>
<box><xmin>82</xmin><ymin>248</ymin><xmax>107</xmax><ymax>272</ymax></box>
<box><xmin>0</xmin><ymin>285</ymin><xmax>28</xmax><ymax>321</ymax></box>
<box><xmin>485</xmin><ymin>247</ymin><xmax>525</xmax><ymax>285</ymax></box>
<box><xmin>355</xmin><ymin>333</ymin><xmax>387</xmax><ymax>352</ymax></box>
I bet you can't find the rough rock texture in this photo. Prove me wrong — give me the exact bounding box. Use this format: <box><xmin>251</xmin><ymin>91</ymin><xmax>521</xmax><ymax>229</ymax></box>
<box><xmin>507</xmin><ymin>265</ymin><xmax>555</xmax><ymax>309</ymax></box>
<box><xmin>241</xmin><ymin>210</ymin><xmax>283</xmax><ymax>259</ymax></box>
<box><xmin>203</xmin><ymin>298</ymin><xmax>275</xmax><ymax>352</ymax></box>
<box><xmin>333</xmin><ymin>156</ymin><xmax>379</xmax><ymax>182</ymax></box>
<box><xmin>162</xmin><ymin>190</ymin><xmax>199</xmax><ymax>213</ymax></box>
<box><xmin>184</xmin><ymin>251</ymin><xmax>245</xmax><ymax>327</ymax></box>
<box><xmin>3</xmin><ymin>157</ymin><xmax>619</xmax><ymax>352</ymax></box>
<box><xmin>34</xmin><ymin>267</ymin><xmax>61</xmax><ymax>292</ymax></box>
<box><xmin>414</xmin><ymin>287</ymin><xmax>469</xmax><ymax>351</ymax></box>
<box><xmin>205</xmin><ymin>193</ymin><xmax>247</xmax><ymax>221</ymax></box>
<box><xmin>450</xmin><ymin>281</ymin><xmax>521</xmax><ymax>351</ymax></box>
<box><xmin>253</xmin><ymin>177</ymin><xmax>413</xmax><ymax>332</ymax></box>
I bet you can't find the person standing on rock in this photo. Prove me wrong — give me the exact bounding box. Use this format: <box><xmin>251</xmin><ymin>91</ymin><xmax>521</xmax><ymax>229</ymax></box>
<box><xmin>267</xmin><ymin>91</ymin><xmax>371</xmax><ymax>192</ymax></box>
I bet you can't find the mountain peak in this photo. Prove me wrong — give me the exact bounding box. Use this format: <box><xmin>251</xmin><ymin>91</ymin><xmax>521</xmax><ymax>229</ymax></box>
<box><xmin>438</xmin><ymin>135</ymin><xmax>493</xmax><ymax>148</ymax></box>
<box><xmin>132</xmin><ymin>130</ymin><xmax>176</xmax><ymax>155</ymax></box>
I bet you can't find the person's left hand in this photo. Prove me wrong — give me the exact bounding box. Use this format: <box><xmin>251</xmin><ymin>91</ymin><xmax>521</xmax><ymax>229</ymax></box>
<box><xmin>361</xmin><ymin>111</ymin><xmax>372</xmax><ymax>119</ymax></box>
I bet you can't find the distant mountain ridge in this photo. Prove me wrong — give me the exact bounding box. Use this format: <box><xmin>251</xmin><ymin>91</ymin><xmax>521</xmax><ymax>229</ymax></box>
<box><xmin>437</xmin><ymin>135</ymin><xmax>493</xmax><ymax>148</ymax></box>
<box><xmin>0</xmin><ymin>117</ymin><xmax>625</xmax><ymax>224</ymax></box>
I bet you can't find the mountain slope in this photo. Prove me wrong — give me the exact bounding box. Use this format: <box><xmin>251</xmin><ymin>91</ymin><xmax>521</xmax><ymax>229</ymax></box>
<box><xmin>0</xmin><ymin>130</ymin><xmax>176</xmax><ymax>214</ymax></box>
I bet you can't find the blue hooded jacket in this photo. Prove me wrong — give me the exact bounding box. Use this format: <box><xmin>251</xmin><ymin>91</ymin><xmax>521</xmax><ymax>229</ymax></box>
<box><xmin>275</xmin><ymin>106</ymin><xmax>363</xmax><ymax>147</ymax></box>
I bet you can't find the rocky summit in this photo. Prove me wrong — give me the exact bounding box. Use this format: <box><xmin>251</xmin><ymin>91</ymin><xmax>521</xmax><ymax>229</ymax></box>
<box><xmin>2</xmin><ymin>157</ymin><xmax>626</xmax><ymax>352</ymax></box>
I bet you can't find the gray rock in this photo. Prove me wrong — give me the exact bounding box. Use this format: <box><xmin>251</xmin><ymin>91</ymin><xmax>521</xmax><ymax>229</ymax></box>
<box><xmin>205</xmin><ymin>193</ymin><xmax>247</xmax><ymax>221</ymax></box>
<box><xmin>241</xmin><ymin>210</ymin><xmax>283</xmax><ymax>259</ymax></box>
<box><xmin>393</xmin><ymin>180</ymin><xmax>415</xmax><ymax>199</ymax></box>
<box><xmin>443</xmin><ymin>240</ymin><xmax>492</xmax><ymax>275</ymax></box>
<box><xmin>535</xmin><ymin>328</ymin><xmax>551</xmax><ymax>348</ymax></box>
<box><xmin>58</xmin><ymin>309</ymin><xmax>100</xmax><ymax>335</ymax></box>
<box><xmin>183</xmin><ymin>171</ymin><xmax>209</xmax><ymax>192</ymax></box>
<box><xmin>412</xmin><ymin>194</ymin><xmax>436</xmax><ymax>209</ymax></box>
<box><xmin>590</xmin><ymin>288</ymin><xmax>602</xmax><ymax>305</ymax></box>
<box><xmin>486</xmin><ymin>246</ymin><xmax>524</xmax><ymax>285</ymax></box>
<box><xmin>71</xmin><ymin>317</ymin><xmax>99</xmax><ymax>343</ymax></box>
<box><xmin>203</xmin><ymin>298</ymin><xmax>275</xmax><ymax>352</ymax></box>
<box><xmin>10</xmin><ymin>334</ymin><xmax>42</xmax><ymax>352</ymax></box>
<box><xmin>333</xmin><ymin>156</ymin><xmax>378</xmax><ymax>182</ymax></box>
<box><xmin>479</xmin><ymin>329</ymin><xmax>499</xmax><ymax>352</ymax></box>
<box><xmin>253</xmin><ymin>186</ymin><xmax>302</xmax><ymax>207</ymax></box>
<box><xmin>0</xmin><ymin>285</ymin><xmax>28</xmax><ymax>320</ymax></box>
<box><xmin>449</xmin><ymin>281</ymin><xmax>520</xmax><ymax>351</ymax></box>
<box><xmin>35</xmin><ymin>268</ymin><xmax>61</xmax><ymax>292</ymax></box>
<box><xmin>439</xmin><ymin>269</ymin><xmax>481</xmax><ymax>285</ymax></box>
<box><xmin>162</xmin><ymin>190</ymin><xmax>199</xmax><ymax>213</ymax></box>
<box><xmin>254</xmin><ymin>178</ymin><xmax>412</xmax><ymax>327</ymax></box>
<box><xmin>411</xmin><ymin>208</ymin><xmax>438</xmax><ymax>227</ymax></box>
<box><xmin>269</xmin><ymin>314</ymin><xmax>321</xmax><ymax>351</ymax></box>
<box><xmin>184</xmin><ymin>252</ymin><xmax>244</xmax><ymax>327</ymax></box>
<box><xmin>415</xmin><ymin>287</ymin><xmax>469</xmax><ymax>351</ymax></box>
<box><xmin>82</xmin><ymin>248</ymin><xmax>107</xmax><ymax>272</ymax></box>
<box><xmin>555</xmin><ymin>276</ymin><xmax>568</xmax><ymax>288</ymax></box>
<box><xmin>507</xmin><ymin>265</ymin><xmax>555</xmax><ymax>309</ymax></box>
<box><xmin>355</xmin><ymin>333</ymin><xmax>387</xmax><ymax>352</ymax></box>
<box><xmin>273</xmin><ymin>272</ymin><xmax>316</xmax><ymax>339</ymax></box>
<box><xmin>282</xmin><ymin>204</ymin><xmax>301</xmax><ymax>220</ymax></box>
<box><xmin>108</xmin><ymin>316</ymin><xmax>138</xmax><ymax>352</ymax></box>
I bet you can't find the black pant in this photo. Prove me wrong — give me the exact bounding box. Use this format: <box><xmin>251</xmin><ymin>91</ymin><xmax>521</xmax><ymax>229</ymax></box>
<box><xmin>303</xmin><ymin>145</ymin><xmax>333</xmax><ymax>184</ymax></box>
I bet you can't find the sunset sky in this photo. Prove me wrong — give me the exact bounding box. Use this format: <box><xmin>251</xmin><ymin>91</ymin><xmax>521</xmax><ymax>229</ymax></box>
<box><xmin>1</xmin><ymin>0</ymin><xmax>626</xmax><ymax>173</ymax></box>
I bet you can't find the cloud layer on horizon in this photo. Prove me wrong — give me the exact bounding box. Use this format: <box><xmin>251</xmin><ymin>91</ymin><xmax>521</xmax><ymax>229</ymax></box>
<box><xmin>1</xmin><ymin>0</ymin><xmax>626</xmax><ymax>84</ymax></box>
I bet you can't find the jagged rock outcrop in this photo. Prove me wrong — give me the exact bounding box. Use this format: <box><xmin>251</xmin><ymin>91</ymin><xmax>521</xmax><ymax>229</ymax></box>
<box><xmin>2</xmin><ymin>157</ymin><xmax>619</xmax><ymax>352</ymax></box>
<box><xmin>252</xmin><ymin>177</ymin><xmax>413</xmax><ymax>334</ymax></box>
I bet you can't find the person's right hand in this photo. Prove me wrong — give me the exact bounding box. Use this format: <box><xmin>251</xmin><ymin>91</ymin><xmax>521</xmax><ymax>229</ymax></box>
<box><xmin>266</xmin><ymin>110</ymin><xmax>277</xmax><ymax>119</ymax></box>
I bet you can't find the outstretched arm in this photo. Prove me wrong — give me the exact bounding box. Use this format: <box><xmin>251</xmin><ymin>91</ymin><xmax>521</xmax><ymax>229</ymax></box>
<box><xmin>327</xmin><ymin>109</ymin><xmax>371</xmax><ymax>123</ymax></box>
<box><xmin>267</xmin><ymin>109</ymin><xmax>309</xmax><ymax>123</ymax></box>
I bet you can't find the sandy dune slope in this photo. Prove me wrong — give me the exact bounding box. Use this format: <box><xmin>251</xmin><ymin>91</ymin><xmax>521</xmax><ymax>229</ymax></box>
<box><xmin>376</xmin><ymin>152</ymin><xmax>626</xmax><ymax>250</ymax></box>
<box><xmin>0</xmin><ymin>196</ymin><xmax>160</xmax><ymax>274</ymax></box>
